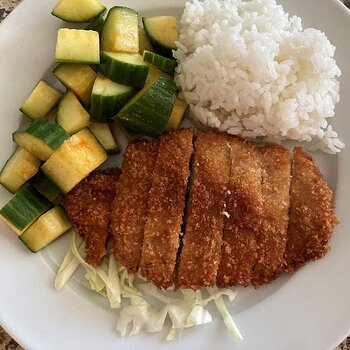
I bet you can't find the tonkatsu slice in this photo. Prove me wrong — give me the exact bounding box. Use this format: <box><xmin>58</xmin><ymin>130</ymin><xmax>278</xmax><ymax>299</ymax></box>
<box><xmin>252</xmin><ymin>144</ymin><xmax>291</xmax><ymax>287</ymax></box>
<box><xmin>64</xmin><ymin>168</ymin><xmax>121</xmax><ymax>266</ymax></box>
<box><xmin>176</xmin><ymin>130</ymin><xmax>231</xmax><ymax>290</ymax></box>
<box><xmin>216</xmin><ymin>137</ymin><xmax>264</xmax><ymax>288</ymax></box>
<box><xmin>139</xmin><ymin>129</ymin><xmax>194</xmax><ymax>289</ymax></box>
<box><xmin>110</xmin><ymin>139</ymin><xmax>159</xmax><ymax>274</ymax></box>
<box><xmin>284</xmin><ymin>147</ymin><xmax>338</xmax><ymax>272</ymax></box>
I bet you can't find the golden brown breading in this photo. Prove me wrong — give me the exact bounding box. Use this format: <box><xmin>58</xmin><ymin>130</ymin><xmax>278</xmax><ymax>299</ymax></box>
<box><xmin>64</xmin><ymin>168</ymin><xmax>121</xmax><ymax>267</ymax></box>
<box><xmin>216</xmin><ymin>137</ymin><xmax>264</xmax><ymax>287</ymax></box>
<box><xmin>110</xmin><ymin>139</ymin><xmax>159</xmax><ymax>274</ymax></box>
<box><xmin>176</xmin><ymin>130</ymin><xmax>231</xmax><ymax>290</ymax></box>
<box><xmin>252</xmin><ymin>144</ymin><xmax>291</xmax><ymax>287</ymax></box>
<box><xmin>284</xmin><ymin>147</ymin><xmax>338</xmax><ymax>272</ymax></box>
<box><xmin>139</xmin><ymin>129</ymin><xmax>194</xmax><ymax>289</ymax></box>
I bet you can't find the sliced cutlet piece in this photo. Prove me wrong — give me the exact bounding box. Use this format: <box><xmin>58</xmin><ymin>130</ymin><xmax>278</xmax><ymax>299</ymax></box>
<box><xmin>139</xmin><ymin>129</ymin><xmax>194</xmax><ymax>289</ymax></box>
<box><xmin>64</xmin><ymin>168</ymin><xmax>121</xmax><ymax>267</ymax></box>
<box><xmin>252</xmin><ymin>144</ymin><xmax>291</xmax><ymax>287</ymax></box>
<box><xmin>216</xmin><ymin>137</ymin><xmax>264</xmax><ymax>288</ymax></box>
<box><xmin>176</xmin><ymin>130</ymin><xmax>231</xmax><ymax>290</ymax></box>
<box><xmin>110</xmin><ymin>139</ymin><xmax>159</xmax><ymax>274</ymax></box>
<box><xmin>284</xmin><ymin>147</ymin><xmax>338</xmax><ymax>272</ymax></box>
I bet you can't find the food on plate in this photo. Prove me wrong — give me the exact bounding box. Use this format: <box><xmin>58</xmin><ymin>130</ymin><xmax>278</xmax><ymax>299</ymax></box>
<box><xmin>88</xmin><ymin>122</ymin><xmax>121</xmax><ymax>154</ymax></box>
<box><xmin>176</xmin><ymin>130</ymin><xmax>231</xmax><ymax>290</ymax></box>
<box><xmin>139</xmin><ymin>128</ymin><xmax>194</xmax><ymax>289</ymax></box>
<box><xmin>143</xmin><ymin>50</ymin><xmax>177</xmax><ymax>75</ymax></box>
<box><xmin>30</xmin><ymin>170</ymin><xmax>62</xmax><ymax>202</ymax></box>
<box><xmin>110</xmin><ymin>139</ymin><xmax>159</xmax><ymax>273</ymax></box>
<box><xmin>64</xmin><ymin>168</ymin><xmax>121</xmax><ymax>266</ymax></box>
<box><xmin>284</xmin><ymin>147</ymin><xmax>338</xmax><ymax>272</ymax></box>
<box><xmin>174</xmin><ymin>0</ymin><xmax>343</xmax><ymax>153</ymax></box>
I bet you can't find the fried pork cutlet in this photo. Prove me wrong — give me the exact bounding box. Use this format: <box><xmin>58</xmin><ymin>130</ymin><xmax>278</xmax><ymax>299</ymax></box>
<box><xmin>64</xmin><ymin>168</ymin><xmax>121</xmax><ymax>267</ymax></box>
<box><xmin>216</xmin><ymin>137</ymin><xmax>264</xmax><ymax>288</ymax></box>
<box><xmin>284</xmin><ymin>147</ymin><xmax>338</xmax><ymax>272</ymax></box>
<box><xmin>139</xmin><ymin>129</ymin><xmax>194</xmax><ymax>289</ymax></box>
<box><xmin>252</xmin><ymin>144</ymin><xmax>291</xmax><ymax>287</ymax></box>
<box><xmin>110</xmin><ymin>139</ymin><xmax>159</xmax><ymax>274</ymax></box>
<box><xmin>176</xmin><ymin>130</ymin><xmax>231</xmax><ymax>290</ymax></box>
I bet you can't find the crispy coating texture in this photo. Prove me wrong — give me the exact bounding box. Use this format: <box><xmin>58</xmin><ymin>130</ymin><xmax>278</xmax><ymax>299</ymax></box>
<box><xmin>252</xmin><ymin>144</ymin><xmax>291</xmax><ymax>287</ymax></box>
<box><xmin>110</xmin><ymin>139</ymin><xmax>159</xmax><ymax>274</ymax></box>
<box><xmin>64</xmin><ymin>168</ymin><xmax>121</xmax><ymax>267</ymax></box>
<box><xmin>176</xmin><ymin>130</ymin><xmax>231</xmax><ymax>290</ymax></box>
<box><xmin>284</xmin><ymin>147</ymin><xmax>338</xmax><ymax>272</ymax></box>
<box><xmin>216</xmin><ymin>137</ymin><xmax>264</xmax><ymax>287</ymax></box>
<box><xmin>139</xmin><ymin>129</ymin><xmax>194</xmax><ymax>289</ymax></box>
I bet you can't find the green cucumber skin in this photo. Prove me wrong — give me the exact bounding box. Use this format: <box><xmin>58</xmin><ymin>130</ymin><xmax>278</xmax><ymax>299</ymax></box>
<box><xmin>114</xmin><ymin>76</ymin><xmax>177</xmax><ymax>138</ymax></box>
<box><xmin>99</xmin><ymin>52</ymin><xmax>149</xmax><ymax>88</ymax></box>
<box><xmin>90</xmin><ymin>90</ymin><xmax>134</xmax><ymax>122</ymax></box>
<box><xmin>15</xmin><ymin>119</ymin><xmax>70</xmax><ymax>150</ymax></box>
<box><xmin>30</xmin><ymin>170</ymin><xmax>61</xmax><ymax>202</ymax></box>
<box><xmin>143</xmin><ymin>51</ymin><xmax>176</xmax><ymax>75</ymax></box>
<box><xmin>85</xmin><ymin>10</ymin><xmax>106</xmax><ymax>34</ymax></box>
<box><xmin>0</xmin><ymin>187</ymin><xmax>51</xmax><ymax>232</ymax></box>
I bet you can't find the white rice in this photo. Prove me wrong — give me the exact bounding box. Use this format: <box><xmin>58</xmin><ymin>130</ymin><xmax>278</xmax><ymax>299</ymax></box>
<box><xmin>174</xmin><ymin>0</ymin><xmax>344</xmax><ymax>153</ymax></box>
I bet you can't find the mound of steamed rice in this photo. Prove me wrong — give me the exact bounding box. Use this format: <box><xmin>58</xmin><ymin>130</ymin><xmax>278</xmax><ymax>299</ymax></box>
<box><xmin>174</xmin><ymin>0</ymin><xmax>344</xmax><ymax>153</ymax></box>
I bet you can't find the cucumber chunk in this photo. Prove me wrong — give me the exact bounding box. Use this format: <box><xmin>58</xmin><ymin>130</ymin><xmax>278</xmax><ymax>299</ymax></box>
<box><xmin>166</xmin><ymin>97</ymin><xmax>188</xmax><ymax>131</ymax></box>
<box><xmin>30</xmin><ymin>170</ymin><xmax>61</xmax><ymax>202</ymax></box>
<box><xmin>41</xmin><ymin>128</ymin><xmax>107</xmax><ymax>193</ymax></box>
<box><xmin>85</xmin><ymin>10</ymin><xmax>106</xmax><ymax>34</ymax></box>
<box><xmin>138</xmin><ymin>27</ymin><xmax>154</xmax><ymax>54</ymax></box>
<box><xmin>101</xmin><ymin>6</ymin><xmax>139</xmax><ymax>53</ymax></box>
<box><xmin>90</xmin><ymin>73</ymin><xmax>134</xmax><ymax>122</ymax></box>
<box><xmin>57</xmin><ymin>90</ymin><xmax>91</xmax><ymax>135</ymax></box>
<box><xmin>53</xmin><ymin>63</ymin><xmax>97</xmax><ymax>106</ymax></box>
<box><xmin>89</xmin><ymin>122</ymin><xmax>120</xmax><ymax>154</ymax></box>
<box><xmin>55</xmin><ymin>29</ymin><xmax>100</xmax><ymax>64</ymax></box>
<box><xmin>143</xmin><ymin>50</ymin><xmax>176</xmax><ymax>75</ymax></box>
<box><xmin>142</xmin><ymin>16</ymin><xmax>178</xmax><ymax>58</ymax></box>
<box><xmin>45</xmin><ymin>109</ymin><xmax>57</xmax><ymax>122</ymax></box>
<box><xmin>20</xmin><ymin>206</ymin><xmax>71</xmax><ymax>252</ymax></box>
<box><xmin>13</xmin><ymin>119</ymin><xmax>70</xmax><ymax>161</ymax></box>
<box><xmin>0</xmin><ymin>187</ymin><xmax>51</xmax><ymax>235</ymax></box>
<box><xmin>51</xmin><ymin>0</ymin><xmax>106</xmax><ymax>23</ymax></box>
<box><xmin>100</xmin><ymin>51</ymin><xmax>149</xmax><ymax>88</ymax></box>
<box><xmin>20</xmin><ymin>81</ymin><xmax>62</xmax><ymax>120</ymax></box>
<box><xmin>0</xmin><ymin>148</ymin><xmax>41</xmax><ymax>193</ymax></box>
<box><xmin>120</xmin><ymin>125</ymin><xmax>139</xmax><ymax>141</ymax></box>
<box><xmin>114</xmin><ymin>76</ymin><xmax>177</xmax><ymax>137</ymax></box>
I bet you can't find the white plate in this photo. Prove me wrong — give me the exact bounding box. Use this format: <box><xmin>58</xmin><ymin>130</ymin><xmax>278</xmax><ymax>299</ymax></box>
<box><xmin>0</xmin><ymin>0</ymin><xmax>350</xmax><ymax>349</ymax></box>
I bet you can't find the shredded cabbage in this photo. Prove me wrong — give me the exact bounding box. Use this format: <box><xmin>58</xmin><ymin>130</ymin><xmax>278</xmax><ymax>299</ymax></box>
<box><xmin>55</xmin><ymin>231</ymin><xmax>243</xmax><ymax>341</ymax></box>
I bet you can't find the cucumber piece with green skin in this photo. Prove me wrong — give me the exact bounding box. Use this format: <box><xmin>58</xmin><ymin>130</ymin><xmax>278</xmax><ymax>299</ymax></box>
<box><xmin>13</xmin><ymin>119</ymin><xmax>70</xmax><ymax>161</ymax></box>
<box><xmin>85</xmin><ymin>10</ymin><xmax>106</xmax><ymax>34</ymax></box>
<box><xmin>41</xmin><ymin>128</ymin><xmax>108</xmax><ymax>193</ymax></box>
<box><xmin>143</xmin><ymin>50</ymin><xmax>176</xmax><ymax>75</ymax></box>
<box><xmin>20</xmin><ymin>81</ymin><xmax>63</xmax><ymax>120</ymax></box>
<box><xmin>20</xmin><ymin>206</ymin><xmax>71</xmax><ymax>252</ymax></box>
<box><xmin>57</xmin><ymin>90</ymin><xmax>91</xmax><ymax>135</ymax></box>
<box><xmin>88</xmin><ymin>122</ymin><xmax>120</xmax><ymax>154</ymax></box>
<box><xmin>120</xmin><ymin>125</ymin><xmax>139</xmax><ymax>141</ymax></box>
<box><xmin>53</xmin><ymin>63</ymin><xmax>97</xmax><ymax>106</ymax></box>
<box><xmin>0</xmin><ymin>148</ymin><xmax>41</xmax><ymax>193</ymax></box>
<box><xmin>30</xmin><ymin>170</ymin><xmax>61</xmax><ymax>202</ymax></box>
<box><xmin>45</xmin><ymin>109</ymin><xmax>57</xmax><ymax>122</ymax></box>
<box><xmin>100</xmin><ymin>52</ymin><xmax>149</xmax><ymax>88</ymax></box>
<box><xmin>101</xmin><ymin>6</ymin><xmax>139</xmax><ymax>53</ymax></box>
<box><xmin>166</xmin><ymin>97</ymin><xmax>188</xmax><ymax>131</ymax></box>
<box><xmin>114</xmin><ymin>76</ymin><xmax>177</xmax><ymax>138</ymax></box>
<box><xmin>90</xmin><ymin>73</ymin><xmax>134</xmax><ymax>122</ymax></box>
<box><xmin>138</xmin><ymin>27</ymin><xmax>154</xmax><ymax>54</ymax></box>
<box><xmin>55</xmin><ymin>29</ymin><xmax>100</xmax><ymax>64</ymax></box>
<box><xmin>0</xmin><ymin>187</ymin><xmax>51</xmax><ymax>235</ymax></box>
<box><xmin>142</xmin><ymin>16</ymin><xmax>178</xmax><ymax>58</ymax></box>
<box><xmin>51</xmin><ymin>0</ymin><xmax>106</xmax><ymax>23</ymax></box>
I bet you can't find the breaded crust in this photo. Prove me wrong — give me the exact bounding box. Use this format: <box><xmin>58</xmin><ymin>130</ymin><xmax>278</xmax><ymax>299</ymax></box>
<box><xmin>217</xmin><ymin>137</ymin><xmax>264</xmax><ymax>287</ymax></box>
<box><xmin>64</xmin><ymin>168</ymin><xmax>121</xmax><ymax>266</ymax></box>
<box><xmin>139</xmin><ymin>129</ymin><xmax>194</xmax><ymax>289</ymax></box>
<box><xmin>284</xmin><ymin>147</ymin><xmax>338</xmax><ymax>272</ymax></box>
<box><xmin>176</xmin><ymin>130</ymin><xmax>231</xmax><ymax>290</ymax></box>
<box><xmin>110</xmin><ymin>139</ymin><xmax>159</xmax><ymax>274</ymax></box>
<box><xmin>252</xmin><ymin>144</ymin><xmax>291</xmax><ymax>287</ymax></box>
